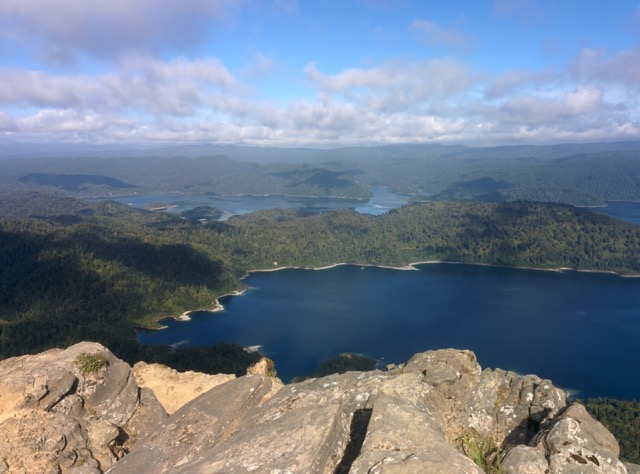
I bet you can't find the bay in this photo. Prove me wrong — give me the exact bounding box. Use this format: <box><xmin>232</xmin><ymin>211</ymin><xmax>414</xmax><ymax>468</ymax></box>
<box><xmin>593</xmin><ymin>201</ymin><xmax>640</xmax><ymax>226</ymax></box>
<box><xmin>107</xmin><ymin>185</ymin><xmax>409</xmax><ymax>220</ymax></box>
<box><xmin>138</xmin><ymin>263</ymin><xmax>640</xmax><ymax>400</ymax></box>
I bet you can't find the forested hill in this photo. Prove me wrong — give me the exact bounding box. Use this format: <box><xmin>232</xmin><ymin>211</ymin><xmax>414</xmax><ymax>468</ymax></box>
<box><xmin>3</xmin><ymin>142</ymin><xmax>640</xmax><ymax>205</ymax></box>
<box><xmin>2</xmin><ymin>192</ymin><xmax>640</xmax><ymax>367</ymax></box>
<box><xmin>0</xmin><ymin>155</ymin><xmax>372</xmax><ymax>199</ymax></box>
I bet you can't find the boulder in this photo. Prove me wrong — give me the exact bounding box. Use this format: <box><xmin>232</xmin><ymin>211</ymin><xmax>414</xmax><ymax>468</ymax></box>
<box><xmin>132</xmin><ymin>361</ymin><xmax>235</xmax><ymax>414</ymax></box>
<box><xmin>108</xmin><ymin>374</ymin><xmax>276</xmax><ymax>473</ymax></box>
<box><xmin>0</xmin><ymin>342</ymin><xmax>203</xmax><ymax>473</ymax></box>
<box><xmin>529</xmin><ymin>403</ymin><xmax>627</xmax><ymax>473</ymax></box>
<box><xmin>0</xmin><ymin>344</ymin><xmax>633</xmax><ymax>474</ymax></box>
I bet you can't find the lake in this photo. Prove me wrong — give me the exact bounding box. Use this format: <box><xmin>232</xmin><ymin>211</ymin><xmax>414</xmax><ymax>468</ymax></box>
<box><xmin>139</xmin><ymin>263</ymin><xmax>640</xmax><ymax>400</ymax></box>
<box><xmin>107</xmin><ymin>189</ymin><xmax>640</xmax><ymax>227</ymax></box>
<box><xmin>109</xmin><ymin>185</ymin><xmax>410</xmax><ymax>220</ymax></box>
<box><xmin>593</xmin><ymin>201</ymin><xmax>640</xmax><ymax>226</ymax></box>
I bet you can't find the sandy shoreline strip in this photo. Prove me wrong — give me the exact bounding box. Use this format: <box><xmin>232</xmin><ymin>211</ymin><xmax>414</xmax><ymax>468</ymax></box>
<box><xmin>246</xmin><ymin>260</ymin><xmax>640</xmax><ymax>278</ymax></box>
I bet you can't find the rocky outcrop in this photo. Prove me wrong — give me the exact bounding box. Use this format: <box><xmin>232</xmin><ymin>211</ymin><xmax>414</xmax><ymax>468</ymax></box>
<box><xmin>0</xmin><ymin>342</ymin><xmax>168</xmax><ymax>473</ymax></box>
<box><xmin>132</xmin><ymin>361</ymin><xmax>235</xmax><ymax>414</ymax></box>
<box><xmin>0</xmin><ymin>344</ymin><xmax>637</xmax><ymax>473</ymax></box>
<box><xmin>112</xmin><ymin>348</ymin><xmax>634</xmax><ymax>474</ymax></box>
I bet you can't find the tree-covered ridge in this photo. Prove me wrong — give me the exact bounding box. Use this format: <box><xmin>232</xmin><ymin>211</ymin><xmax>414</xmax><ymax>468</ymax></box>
<box><xmin>0</xmin><ymin>156</ymin><xmax>372</xmax><ymax>199</ymax></box>
<box><xmin>345</xmin><ymin>150</ymin><xmax>640</xmax><ymax>205</ymax></box>
<box><xmin>3</xmin><ymin>143</ymin><xmax>640</xmax><ymax>205</ymax></box>
<box><xmin>19</xmin><ymin>173</ymin><xmax>137</xmax><ymax>192</ymax></box>
<box><xmin>3</xmin><ymin>192</ymin><xmax>640</xmax><ymax>366</ymax></box>
<box><xmin>225</xmin><ymin>201</ymin><xmax>640</xmax><ymax>274</ymax></box>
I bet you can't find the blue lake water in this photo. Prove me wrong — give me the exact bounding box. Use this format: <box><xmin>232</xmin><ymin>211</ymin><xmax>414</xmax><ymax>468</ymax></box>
<box><xmin>136</xmin><ymin>198</ymin><xmax>640</xmax><ymax>398</ymax></box>
<box><xmin>593</xmin><ymin>201</ymin><xmax>640</xmax><ymax>226</ymax></box>
<box><xmin>109</xmin><ymin>186</ymin><xmax>409</xmax><ymax>220</ymax></box>
<box><xmin>139</xmin><ymin>263</ymin><xmax>640</xmax><ymax>400</ymax></box>
<box><xmin>107</xmin><ymin>189</ymin><xmax>640</xmax><ymax>227</ymax></box>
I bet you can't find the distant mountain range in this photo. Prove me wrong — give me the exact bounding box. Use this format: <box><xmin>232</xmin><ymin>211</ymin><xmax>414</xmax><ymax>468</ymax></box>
<box><xmin>2</xmin><ymin>141</ymin><xmax>640</xmax><ymax>205</ymax></box>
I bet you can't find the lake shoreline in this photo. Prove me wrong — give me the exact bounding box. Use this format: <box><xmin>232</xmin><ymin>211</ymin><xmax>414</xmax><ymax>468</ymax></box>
<box><xmin>141</xmin><ymin>254</ymin><xmax>640</xmax><ymax>330</ymax></box>
<box><xmin>138</xmin><ymin>257</ymin><xmax>640</xmax><ymax>400</ymax></box>
<box><xmin>164</xmin><ymin>260</ymin><xmax>640</xmax><ymax>322</ymax></box>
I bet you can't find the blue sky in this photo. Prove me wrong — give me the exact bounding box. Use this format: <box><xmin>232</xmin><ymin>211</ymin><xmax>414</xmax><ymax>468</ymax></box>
<box><xmin>1</xmin><ymin>0</ymin><xmax>639</xmax><ymax>147</ymax></box>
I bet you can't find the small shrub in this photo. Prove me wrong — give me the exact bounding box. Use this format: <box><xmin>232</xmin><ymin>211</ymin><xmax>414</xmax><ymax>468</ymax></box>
<box><xmin>264</xmin><ymin>357</ymin><xmax>277</xmax><ymax>378</ymax></box>
<box><xmin>460</xmin><ymin>430</ymin><xmax>502</xmax><ymax>474</ymax></box>
<box><xmin>75</xmin><ymin>352</ymin><xmax>107</xmax><ymax>374</ymax></box>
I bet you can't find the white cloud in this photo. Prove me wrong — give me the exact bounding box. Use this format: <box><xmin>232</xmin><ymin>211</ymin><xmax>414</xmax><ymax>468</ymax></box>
<box><xmin>19</xmin><ymin>109</ymin><xmax>105</xmax><ymax>132</ymax></box>
<box><xmin>1</xmin><ymin>47</ymin><xmax>638</xmax><ymax>147</ymax></box>
<box><xmin>242</xmin><ymin>53</ymin><xmax>276</xmax><ymax>80</ymax></box>
<box><xmin>484</xmin><ymin>69</ymin><xmax>557</xmax><ymax>99</ymax></box>
<box><xmin>0</xmin><ymin>56</ymin><xmax>243</xmax><ymax>117</ymax></box>
<box><xmin>0</xmin><ymin>111</ymin><xmax>16</xmax><ymax>132</ymax></box>
<box><xmin>572</xmin><ymin>47</ymin><xmax>640</xmax><ymax>86</ymax></box>
<box><xmin>563</xmin><ymin>85</ymin><xmax>603</xmax><ymax>115</ymax></box>
<box><xmin>0</xmin><ymin>0</ymin><xmax>239</xmax><ymax>65</ymax></box>
<box><xmin>304</xmin><ymin>59</ymin><xmax>476</xmax><ymax>111</ymax></box>
<box><xmin>410</xmin><ymin>19</ymin><xmax>471</xmax><ymax>51</ymax></box>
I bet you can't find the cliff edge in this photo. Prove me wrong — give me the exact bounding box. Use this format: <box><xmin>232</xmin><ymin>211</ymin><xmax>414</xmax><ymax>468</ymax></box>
<box><xmin>0</xmin><ymin>342</ymin><xmax>636</xmax><ymax>473</ymax></box>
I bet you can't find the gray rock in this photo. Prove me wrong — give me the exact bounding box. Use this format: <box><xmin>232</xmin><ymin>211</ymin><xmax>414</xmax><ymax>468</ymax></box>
<box><xmin>529</xmin><ymin>403</ymin><xmax>627</xmax><ymax>473</ymax></box>
<box><xmin>87</xmin><ymin>419</ymin><xmax>121</xmax><ymax>468</ymax></box>
<box><xmin>109</xmin><ymin>348</ymin><xmax>629</xmax><ymax>474</ymax></box>
<box><xmin>87</xmin><ymin>419</ymin><xmax>120</xmax><ymax>448</ymax></box>
<box><xmin>84</xmin><ymin>357</ymin><xmax>140</xmax><ymax>426</ymax></box>
<box><xmin>349</xmin><ymin>394</ymin><xmax>483</xmax><ymax>474</ymax></box>
<box><xmin>175</xmin><ymin>400</ymin><xmax>349</xmax><ymax>473</ymax></box>
<box><xmin>108</xmin><ymin>374</ymin><xmax>274</xmax><ymax>473</ymax></box>
<box><xmin>1</xmin><ymin>344</ymin><xmax>631</xmax><ymax>474</ymax></box>
<box><xmin>543</xmin><ymin>403</ymin><xmax>620</xmax><ymax>459</ymax></box>
<box><xmin>38</xmin><ymin>367</ymin><xmax>78</xmax><ymax>411</ymax></box>
<box><xmin>68</xmin><ymin>468</ymin><xmax>102</xmax><ymax>474</ymax></box>
<box><xmin>125</xmin><ymin>387</ymin><xmax>168</xmax><ymax>445</ymax></box>
<box><xmin>625</xmin><ymin>463</ymin><xmax>640</xmax><ymax>474</ymax></box>
<box><xmin>0</xmin><ymin>342</ymin><xmax>159</xmax><ymax>473</ymax></box>
<box><xmin>51</xmin><ymin>394</ymin><xmax>86</xmax><ymax>417</ymax></box>
<box><xmin>503</xmin><ymin>445</ymin><xmax>548</xmax><ymax>474</ymax></box>
<box><xmin>170</xmin><ymin>370</ymin><xmax>387</xmax><ymax>473</ymax></box>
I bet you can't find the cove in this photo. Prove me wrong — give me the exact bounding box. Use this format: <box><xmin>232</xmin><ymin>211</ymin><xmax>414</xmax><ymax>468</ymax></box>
<box><xmin>105</xmin><ymin>185</ymin><xmax>409</xmax><ymax>220</ymax></box>
<box><xmin>138</xmin><ymin>263</ymin><xmax>640</xmax><ymax>400</ymax></box>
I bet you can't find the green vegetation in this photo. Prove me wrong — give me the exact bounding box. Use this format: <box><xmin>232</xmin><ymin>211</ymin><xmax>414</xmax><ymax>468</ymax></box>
<box><xmin>292</xmin><ymin>353</ymin><xmax>377</xmax><ymax>382</ymax></box>
<box><xmin>2</xmin><ymin>193</ymin><xmax>640</xmax><ymax>353</ymax></box>
<box><xmin>581</xmin><ymin>398</ymin><xmax>640</xmax><ymax>463</ymax></box>
<box><xmin>262</xmin><ymin>357</ymin><xmax>278</xmax><ymax>378</ymax></box>
<box><xmin>1</xmin><ymin>156</ymin><xmax>371</xmax><ymax>199</ymax></box>
<box><xmin>2</xmin><ymin>190</ymin><xmax>640</xmax><ymax>376</ymax></box>
<box><xmin>19</xmin><ymin>173</ymin><xmax>136</xmax><ymax>192</ymax></box>
<box><xmin>75</xmin><ymin>352</ymin><xmax>107</xmax><ymax>374</ymax></box>
<box><xmin>180</xmin><ymin>206</ymin><xmax>223</xmax><ymax>222</ymax></box>
<box><xmin>3</xmin><ymin>188</ymin><xmax>640</xmax><ymax>457</ymax></box>
<box><xmin>460</xmin><ymin>430</ymin><xmax>502</xmax><ymax>473</ymax></box>
<box><xmin>4</xmin><ymin>143</ymin><xmax>640</xmax><ymax>205</ymax></box>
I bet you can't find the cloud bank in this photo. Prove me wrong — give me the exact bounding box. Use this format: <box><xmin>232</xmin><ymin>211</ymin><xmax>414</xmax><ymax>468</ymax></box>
<box><xmin>0</xmin><ymin>0</ymin><xmax>638</xmax><ymax>147</ymax></box>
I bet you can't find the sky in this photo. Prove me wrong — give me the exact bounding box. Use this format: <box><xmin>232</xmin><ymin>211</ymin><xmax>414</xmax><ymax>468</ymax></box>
<box><xmin>1</xmin><ymin>0</ymin><xmax>640</xmax><ymax>148</ymax></box>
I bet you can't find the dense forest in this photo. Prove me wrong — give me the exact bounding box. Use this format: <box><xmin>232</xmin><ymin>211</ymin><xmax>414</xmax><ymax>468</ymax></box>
<box><xmin>3</xmin><ymin>190</ymin><xmax>640</xmax><ymax>363</ymax></box>
<box><xmin>2</xmin><ymin>190</ymin><xmax>640</xmax><ymax>461</ymax></box>
<box><xmin>3</xmin><ymin>142</ymin><xmax>640</xmax><ymax>205</ymax></box>
<box><xmin>0</xmin><ymin>155</ymin><xmax>372</xmax><ymax>199</ymax></box>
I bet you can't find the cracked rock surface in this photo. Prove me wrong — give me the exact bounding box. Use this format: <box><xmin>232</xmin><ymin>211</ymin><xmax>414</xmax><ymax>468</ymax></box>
<box><xmin>0</xmin><ymin>344</ymin><xmax>637</xmax><ymax>473</ymax></box>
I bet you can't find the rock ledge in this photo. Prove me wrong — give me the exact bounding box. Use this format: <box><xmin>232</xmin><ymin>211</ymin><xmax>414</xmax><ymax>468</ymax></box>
<box><xmin>0</xmin><ymin>343</ymin><xmax>636</xmax><ymax>473</ymax></box>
